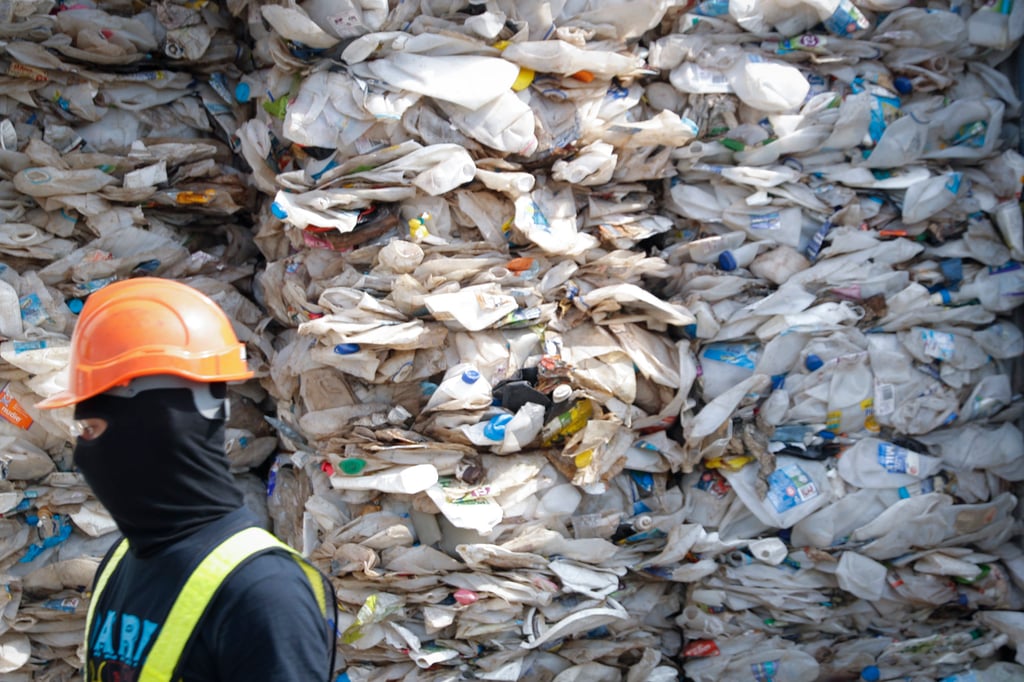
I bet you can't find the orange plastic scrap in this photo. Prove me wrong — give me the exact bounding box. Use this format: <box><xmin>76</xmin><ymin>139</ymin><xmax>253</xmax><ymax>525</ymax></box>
<box><xmin>175</xmin><ymin>188</ymin><xmax>217</xmax><ymax>205</ymax></box>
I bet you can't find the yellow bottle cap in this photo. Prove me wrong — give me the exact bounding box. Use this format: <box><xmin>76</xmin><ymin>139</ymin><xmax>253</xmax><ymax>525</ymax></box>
<box><xmin>512</xmin><ymin>67</ymin><xmax>535</xmax><ymax>91</ymax></box>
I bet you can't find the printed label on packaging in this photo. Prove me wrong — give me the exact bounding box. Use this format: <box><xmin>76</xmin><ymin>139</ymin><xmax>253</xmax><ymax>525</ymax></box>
<box><xmin>689</xmin><ymin>63</ymin><xmax>729</xmax><ymax>87</ymax></box>
<box><xmin>73</xmin><ymin>276</ymin><xmax>116</xmax><ymax>296</ymax></box>
<box><xmin>823</xmin><ymin>0</ymin><xmax>869</xmax><ymax>37</ymax></box>
<box><xmin>528</xmin><ymin>201</ymin><xmax>551</xmax><ymax>232</ymax></box>
<box><xmin>750</xmin><ymin>211</ymin><xmax>781</xmax><ymax>231</ymax></box>
<box><xmin>476</xmin><ymin>292</ymin><xmax>513</xmax><ymax>311</ymax></box>
<box><xmin>988</xmin><ymin>261</ymin><xmax>1021</xmax><ymax>275</ymax></box>
<box><xmin>898</xmin><ymin>474</ymin><xmax>948</xmax><ymax>499</ymax></box>
<box><xmin>877</xmin><ymin>442</ymin><xmax>921</xmax><ymax>475</ymax></box>
<box><xmin>41</xmin><ymin>597</ymin><xmax>79</xmax><ymax>613</ymax></box>
<box><xmin>987</xmin><ymin>262</ymin><xmax>1024</xmax><ymax>302</ymax></box>
<box><xmin>683</xmin><ymin>639</ymin><xmax>721</xmax><ymax>657</ymax></box>
<box><xmin>862</xmin><ymin>89</ymin><xmax>901</xmax><ymax>143</ymax></box>
<box><xmin>12</xmin><ymin>340</ymin><xmax>47</xmax><ymax>354</ymax></box>
<box><xmin>751</xmin><ymin>659</ymin><xmax>779</xmax><ymax>682</ymax></box>
<box><xmin>874</xmin><ymin>381</ymin><xmax>896</xmax><ymax>417</ymax></box>
<box><xmin>9</xmin><ymin>62</ymin><xmax>48</xmax><ymax>81</ymax></box>
<box><xmin>694</xmin><ymin>470</ymin><xmax>731</xmax><ymax>498</ymax></box>
<box><xmin>0</xmin><ymin>383</ymin><xmax>33</xmax><ymax>430</ymax></box>
<box><xmin>19</xmin><ymin>293</ymin><xmax>49</xmax><ymax>326</ymax></box>
<box><xmin>949</xmin><ymin>120</ymin><xmax>987</xmax><ymax>149</ymax></box>
<box><xmin>702</xmin><ymin>343</ymin><xmax>757</xmax><ymax>370</ymax></box>
<box><xmin>826</xmin><ymin>410</ymin><xmax>842</xmax><ymax>434</ymax></box>
<box><xmin>920</xmin><ymin>328</ymin><xmax>955</xmax><ymax>361</ymax></box>
<box><xmin>862</xmin><ymin>397</ymin><xmax>879</xmax><ymax>433</ymax></box>
<box><xmin>766</xmin><ymin>464</ymin><xmax>819</xmax><ymax>513</ymax></box>
<box><xmin>329</xmin><ymin>10</ymin><xmax>366</xmax><ymax>38</ymax></box>
<box><xmin>694</xmin><ymin>0</ymin><xmax>729</xmax><ymax>16</ymax></box>
<box><xmin>437</xmin><ymin>478</ymin><xmax>494</xmax><ymax>505</ymax></box>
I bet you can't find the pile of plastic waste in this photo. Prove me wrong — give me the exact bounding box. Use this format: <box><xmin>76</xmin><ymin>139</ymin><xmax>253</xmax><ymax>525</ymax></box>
<box><xmin>1</xmin><ymin>1</ymin><xmax>1024</xmax><ymax>680</ymax></box>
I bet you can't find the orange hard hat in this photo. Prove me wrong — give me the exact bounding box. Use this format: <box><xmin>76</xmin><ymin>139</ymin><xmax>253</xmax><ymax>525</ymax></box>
<box><xmin>36</xmin><ymin>277</ymin><xmax>254</xmax><ymax>410</ymax></box>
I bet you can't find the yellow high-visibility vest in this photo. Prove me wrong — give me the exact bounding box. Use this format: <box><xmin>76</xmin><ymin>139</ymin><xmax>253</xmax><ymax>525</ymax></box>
<box><xmin>83</xmin><ymin>527</ymin><xmax>328</xmax><ymax>681</ymax></box>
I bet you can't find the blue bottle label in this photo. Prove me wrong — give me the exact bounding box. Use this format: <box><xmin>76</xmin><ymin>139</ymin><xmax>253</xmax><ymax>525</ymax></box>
<box><xmin>766</xmin><ymin>464</ymin><xmax>819</xmax><ymax>513</ymax></box>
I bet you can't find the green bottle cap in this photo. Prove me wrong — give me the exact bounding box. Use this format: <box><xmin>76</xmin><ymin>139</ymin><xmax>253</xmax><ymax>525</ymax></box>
<box><xmin>340</xmin><ymin>458</ymin><xmax>366</xmax><ymax>475</ymax></box>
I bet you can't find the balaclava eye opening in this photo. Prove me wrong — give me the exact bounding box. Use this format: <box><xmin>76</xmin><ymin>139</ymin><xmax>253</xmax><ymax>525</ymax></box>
<box><xmin>73</xmin><ymin>383</ymin><xmax>243</xmax><ymax>557</ymax></box>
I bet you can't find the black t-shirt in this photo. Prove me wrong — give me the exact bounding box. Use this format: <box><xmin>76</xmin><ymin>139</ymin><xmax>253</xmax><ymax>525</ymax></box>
<box><xmin>86</xmin><ymin>507</ymin><xmax>334</xmax><ymax>681</ymax></box>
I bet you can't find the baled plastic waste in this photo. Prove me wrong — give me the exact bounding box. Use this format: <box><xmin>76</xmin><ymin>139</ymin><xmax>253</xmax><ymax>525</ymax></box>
<box><xmin>0</xmin><ymin>0</ymin><xmax>1021</xmax><ymax>680</ymax></box>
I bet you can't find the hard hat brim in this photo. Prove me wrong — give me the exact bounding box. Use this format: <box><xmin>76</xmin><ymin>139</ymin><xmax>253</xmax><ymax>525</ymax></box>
<box><xmin>34</xmin><ymin>391</ymin><xmax>78</xmax><ymax>410</ymax></box>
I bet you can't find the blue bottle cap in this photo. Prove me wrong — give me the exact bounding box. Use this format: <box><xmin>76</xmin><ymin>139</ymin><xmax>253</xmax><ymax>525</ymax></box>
<box><xmin>270</xmin><ymin>201</ymin><xmax>287</xmax><ymax>219</ymax></box>
<box><xmin>333</xmin><ymin>343</ymin><xmax>361</xmax><ymax>355</ymax></box>
<box><xmin>940</xmin><ymin>258</ymin><xmax>963</xmax><ymax>285</ymax></box>
<box><xmin>461</xmin><ymin>369</ymin><xmax>480</xmax><ymax>384</ymax></box>
<box><xmin>861</xmin><ymin>665</ymin><xmax>880</xmax><ymax>682</ymax></box>
<box><xmin>718</xmin><ymin>250</ymin><xmax>738</xmax><ymax>271</ymax></box>
<box><xmin>893</xmin><ymin>76</ymin><xmax>913</xmax><ymax>94</ymax></box>
<box><xmin>235</xmin><ymin>82</ymin><xmax>251</xmax><ymax>103</ymax></box>
<box><xmin>805</xmin><ymin>354</ymin><xmax>823</xmax><ymax>372</ymax></box>
<box><xmin>67</xmin><ymin>299</ymin><xmax>84</xmax><ymax>314</ymax></box>
<box><xmin>483</xmin><ymin>414</ymin><xmax>512</xmax><ymax>440</ymax></box>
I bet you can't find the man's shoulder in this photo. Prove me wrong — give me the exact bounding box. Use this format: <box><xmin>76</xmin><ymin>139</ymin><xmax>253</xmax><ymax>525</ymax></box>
<box><xmin>220</xmin><ymin>539</ymin><xmax>321</xmax><ymax>598</ymax></box>
<box><xmin>199</xmin><ymin>542</ymin><xmax>328</xmax><ymax>646</ymax></box>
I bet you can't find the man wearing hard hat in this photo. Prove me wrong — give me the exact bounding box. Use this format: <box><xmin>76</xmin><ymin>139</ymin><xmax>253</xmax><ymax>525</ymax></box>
<box><xmin>37</xmin><ymin>278</ymin><xmax>336</xmax><ymax>681</ymax></box>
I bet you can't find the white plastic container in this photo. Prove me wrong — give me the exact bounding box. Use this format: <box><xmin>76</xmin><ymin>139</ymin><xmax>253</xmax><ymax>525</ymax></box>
<box><xmin>686</xmin><ymin>231</ymin><xmax>746</xmax><ymax>264</ymax></box>
<box><xmin>699</xmin><ymin>343</ymin><xmax>760</xmax><ymax>401</ymax></box>
<box><xmin>791</xmin><ymin>487</ymin><xmax>898</xmax><ymax>548</ymax></box>
<box><xmin>929</xmin><ymin>262</ymin><xmax>1024</xmax><ymax>313</ymax></box>
<box><xmin>461</xmin><ymin>412</ymin><xmax>513</xmax><ymax>447</ymax></box>
<box><xmin>424</xmin><ymin>364</ymin><xmax>493</xmax><ymax>411</ymax></box>
<box><xmin>836</xmin><ymin>438</ymin><xmax>944</xmax><ymax>489</ymax></box>
<box><xmin>723</xmin><ymin>204</ymin><xmax>804</xmax><ymax>247</ymax></box>
<box><xmin>826</xmin><ymin>352</ymin><xmax>875</xmax><ymax>435</ymax></box>
<box><xmin>726</xmin><ymin>54</ymin><xmax>811</xmax><ymax>112</ymax></box>
<box><xmin>836</xmin><ymin>551</ymin><xmax>888</xmax><ymax>601</ymax></box>
<box><xmin>721</xmin><ymin>456</ymin><xmax>832</xmax><ymax>528</ymax></box>
<box><xmin>329</xmin><ymin>464</ymin><xmax>439</xmax><ymax>494</ymax></box>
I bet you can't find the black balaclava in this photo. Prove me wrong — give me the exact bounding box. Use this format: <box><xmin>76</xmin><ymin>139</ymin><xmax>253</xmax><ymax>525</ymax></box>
<box><xmin>73</xmin><ymin>386</ymin><xmax>244</xmax><ymax>558</ymax></box>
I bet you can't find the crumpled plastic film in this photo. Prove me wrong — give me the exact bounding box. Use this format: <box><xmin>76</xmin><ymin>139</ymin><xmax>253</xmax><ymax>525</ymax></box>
<box><xmin>1</xmin><ymin>0</ymin><xmax>1024</xmax><ymax>679</ymax></box>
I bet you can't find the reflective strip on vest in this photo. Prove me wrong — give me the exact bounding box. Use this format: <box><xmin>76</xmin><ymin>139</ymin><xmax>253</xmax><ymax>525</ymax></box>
<box><xmin>84</xmin><ymin>536</ymin><xmax>130</xmax><ymax>654</ymax></box>
<box><xmin>83</xmin><ymin>527</ymin><xmax>327</xmax><ymax>681</ymax></box>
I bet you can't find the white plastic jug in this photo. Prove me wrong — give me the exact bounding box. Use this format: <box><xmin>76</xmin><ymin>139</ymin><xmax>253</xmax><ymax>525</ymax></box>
<box><xmin>837</xmin><ymin>438</ymin><xmax>944</xmax><ymax>489</ymax></box>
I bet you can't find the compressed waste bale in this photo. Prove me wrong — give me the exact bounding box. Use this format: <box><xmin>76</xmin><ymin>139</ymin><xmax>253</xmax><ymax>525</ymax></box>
<box><xmin>0</xmin><ymin>0</ymin><xmax>1022</xmax><ymax>680</ymax></box>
